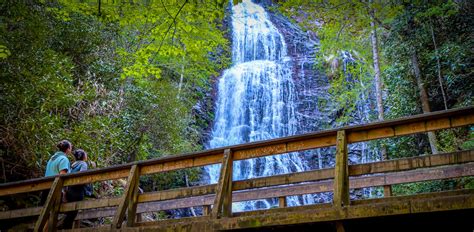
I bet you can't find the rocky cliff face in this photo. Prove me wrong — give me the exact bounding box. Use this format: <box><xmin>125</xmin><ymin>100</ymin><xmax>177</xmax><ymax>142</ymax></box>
<box><xmin>266</xmin><ymin>6</ymin><xmax>332</xmax><ymax>135</ymax></box>
<box><xmin>261</xmin><ymin>6</ymin><xmax>338</xmax><ymax>171</ymax></box>
<box><xmin>261</xmin><ymin>3</ymin><xmax>380</xmax><ymax>181</ymax></box>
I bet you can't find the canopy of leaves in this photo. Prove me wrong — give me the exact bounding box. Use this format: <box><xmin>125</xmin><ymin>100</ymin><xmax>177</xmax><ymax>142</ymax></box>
<box><xmin>0</xmin><ymin>0</ymin><xmax>230</xmax><ymax>190</ymax></box>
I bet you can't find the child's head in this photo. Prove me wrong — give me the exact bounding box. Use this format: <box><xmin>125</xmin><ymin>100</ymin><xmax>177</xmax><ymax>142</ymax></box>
<box><xmin>57</xmin><ymin>140</ymin><xmax>72</xmax><ymax>154</ymax></box>
<box><xmin>73</xmin><ymin>149</ymin><xmax>87</xmax><ymax>161</ymax></box>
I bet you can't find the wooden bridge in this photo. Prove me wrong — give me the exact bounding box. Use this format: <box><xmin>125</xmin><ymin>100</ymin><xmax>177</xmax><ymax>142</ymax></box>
<box><xmin>1</xmin><ymin>107</ymin><xmax>473</xmax><ymax>231</ymax></box>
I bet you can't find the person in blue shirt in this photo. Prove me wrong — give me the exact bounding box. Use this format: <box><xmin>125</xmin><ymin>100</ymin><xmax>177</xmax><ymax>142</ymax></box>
<box><xmin>40</xmin><ymin>140</ymin><xmax>72</xmax><ymax>205</ymax></box>
<box><xmin>45</xmin><ymin>140</ymin><xmax>72</xmax><ymax>176</ymax></box>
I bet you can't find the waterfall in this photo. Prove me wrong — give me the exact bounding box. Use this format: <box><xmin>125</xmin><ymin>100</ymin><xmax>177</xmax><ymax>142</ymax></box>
<box><xmin>205</xmin><ymin>0</ymin><xmax>313</xmax><ymax>211</ymax></box>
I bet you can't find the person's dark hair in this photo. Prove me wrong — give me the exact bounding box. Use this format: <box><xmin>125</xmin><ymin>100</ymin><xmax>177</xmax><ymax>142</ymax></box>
<box><xmin>73</xmin><ymin>149</ymin><xmax>87</xmax><ymax>161</ymax></box>
<box><xmin>56</xmin><ymin>140</ymin><xmax>72</xmax><ymax>152</ymax></box>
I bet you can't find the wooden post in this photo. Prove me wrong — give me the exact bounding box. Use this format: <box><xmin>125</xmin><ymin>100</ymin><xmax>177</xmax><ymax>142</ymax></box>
<box><xmin>203</xmin><ymin>205</ymin><xmax>211</xmax><ymax>216</ymax></box>
<box><xmin>126</xmin><ymin>167</ymin><xmax>140</xmax><ymax>227</ymax></box>
<box><xmin>34</xmin><ymin>176</ymin><xmax>63</xmax><ymax>232</ymax></box>
<box><xmin>112</xmin><ymin>165</ymin><xmax>140</xmax><ymax>229</ymax></box>
<box><xmin>384</xmin><ymin>185</ymin><xmax>392</xmax><ymax>197</ymax></box>
<box><xmin>210</xmin><ymin>149</ymin><xmax>233</xmax><ymax>219</ymax></box>
<box><xmin>333</xmin><ymin>130</ymin><xmax>349</xmax><ymax>207</ymax></box>
<box><xmin>278</xmin><ymin>196</ymin><xmax>287</xmax><ymax>208</ymax></box>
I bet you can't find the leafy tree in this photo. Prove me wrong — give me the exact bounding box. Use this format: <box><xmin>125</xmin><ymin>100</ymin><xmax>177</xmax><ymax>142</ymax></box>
<box><xmin>0</xmin><ymin>0</ymin><xmax>230</xmax><ymax>195</ymax></box>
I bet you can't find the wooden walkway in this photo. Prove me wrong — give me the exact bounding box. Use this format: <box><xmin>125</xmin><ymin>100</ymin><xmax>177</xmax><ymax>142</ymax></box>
<box><xmin>0</xmin><ymin>107</ymin><xmax>473</xmax><ymax>231</ymax></box>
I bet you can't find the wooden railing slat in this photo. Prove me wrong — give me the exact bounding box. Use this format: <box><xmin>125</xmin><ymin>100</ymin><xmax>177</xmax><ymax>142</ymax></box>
<box><xmin>34</xmin><ymin>176</ymin><xmax>63</xmax><ymax>232</ymax></box>
<box><xmin>112</xmin><ymin>165</ymin><xmax>139</xmax><ymax>229</ymax></box>
<box><xmin>211</xmin><ymin>149</ymin><xmax>233</xmax><ymax>219</ymax></box>
<box><xmin>333</xmin><ymin>130</ymin><xmax>349</xmax><ymax>207</ymax></box>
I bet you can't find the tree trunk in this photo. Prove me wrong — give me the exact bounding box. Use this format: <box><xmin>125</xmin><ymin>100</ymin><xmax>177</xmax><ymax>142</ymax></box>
<box><xmin>411</xmin><ymin>51</ymin><xmax>439</xmax><ymax>154</ymax></box>
<box><xmin>98</xmin><ymin>0</ymin><xmax>101</xmax><ymax>16</ymax></box>
<box><xmin>370</xmin><ymin>3</ymin><xmax>391</xmax><ymax>196</ymax></box>
<box><xmin>177</xmin><ymin>47</ymin><xmax>186</xmax><ymax>99</ymax></box>
<box><xmin>370</xmin><ymin>19</ymin><xmax>384</xmax><ymax>123</ymax></box>
<box><xmin>370</xmin><ymin>14</ymin><xmax>389</xmax><ymax>158</ymax></box>
<box><xmin>429</xmin><ymin>19</ymin><xmax>448</xmax><ymax>110</ymax></box>
<box><xmin>177</xmin><ymin>56</ymin><xmax>185</xmax><ymax>99</ymax></box>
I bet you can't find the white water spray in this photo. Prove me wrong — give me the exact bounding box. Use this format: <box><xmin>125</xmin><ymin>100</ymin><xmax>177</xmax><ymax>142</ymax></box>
<box><xmin>205</xmin><ymin>0</ymin><xmax>314</xmax><ymax>211</ymax></box>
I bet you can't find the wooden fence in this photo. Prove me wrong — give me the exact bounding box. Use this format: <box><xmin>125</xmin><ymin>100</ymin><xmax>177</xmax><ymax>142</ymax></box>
<box><xmin>0</xmin><ymin>107</ymin><xmax>473</xmax><ymax>231</ymax></box>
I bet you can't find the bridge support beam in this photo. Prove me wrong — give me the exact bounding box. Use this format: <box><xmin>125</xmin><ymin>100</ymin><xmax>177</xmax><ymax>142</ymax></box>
<box><xmin>334</xmin><ymin>130</ymin><xmax>349</xmax><ymax>207</ymax></box>
<box><xmin>112</xmin><ymin>164</ymin><xmax>140</xmax><ymax>229</ymax></box>
<box><xmin>211</xmin><ymin>149</ymin><xmax>233</xmax><ymax>219</ymax></box>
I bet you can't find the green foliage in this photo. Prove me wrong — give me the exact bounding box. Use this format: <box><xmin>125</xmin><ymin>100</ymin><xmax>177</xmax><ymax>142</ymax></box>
<box><xmin>0</xmin><ymin>45</ymin><xmax>10</xmax><ymax>58</ymax></box>
<box><xmin>278</xmin><ymin>0</ymin><xmax>400</xmax><ymax>125</ymax></box>
<box><xmin>392</xmin><ymin>177</ymin><xmax>474</xmax><ymax>196</ymax></box>
<box><xmin>278</xmin><ymin>0</ymin><xmax>473</xmax><ymax>196</ymax></box>
<box><xmin>0</xmin><ymin>0</ymin><xmax>230</xmax><ymax>197</ymax></box>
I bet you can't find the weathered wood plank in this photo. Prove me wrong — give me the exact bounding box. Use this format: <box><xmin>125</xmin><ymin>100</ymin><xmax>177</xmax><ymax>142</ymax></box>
<box><xmin>137</xmin><ymin>194</ymin><xmax>215</xmax><ymax>214</ymax></box>
<box><xmin>334</xmin><ymin>130</ymin><xmax>349</xmax><ymax>207</ymax></box>
<box><xmin>34</xmin><ymin>176</ymin><xmax>63</xmax><ymax>232</ymax></box>
<box><xmin>112</xmin><ymin>165</ymin><xmax>140</xmax><ymax>229</ymax></box>
<box><xmin>0</xmin><ymin>206</ymin><xmax>42</xmax><ymax>220</ymax></box>
<box><xmin>203</xmin><ymin>205</ymin><xmax>211</xmax><ymax>216</ymax></box>
<box><xmin>286</xmin><ymin>135</ymin><xmax>336</xmax><ymax>153</ymax></box>
<box><xmin>75</xmin><ymin>207</ymin><xmax>116</xmax><ymax>220</ymax></box>
<box><xmin>451</xmin><ymin>113</ymin><xmax>474</xmax><ymax>127</ymax></box>
<box><xmin>130</xmin><ymin>190</ymin><xmax>474</xmax><ymax>231</ymax></box>
<box><xmin>140</xmin><ymin>153</ymin><xmax>223</xmax><ymax>175</ymax></box>
<box><xmin>211</xmin><ymin>149</ymin><xmax>233</xmax><ymax>219</ymax></box>
<box><xmin>425</xmin><ymin>118</ymin><xmax>451</xmax><ymax>131</ymax></box>
<box><xmin>61</xmin><ymin>197</ymin><xmax>121</xmax><ymax>212</ymax></box>
<box><xmin>234</xmin><ymin>165</ymin><xmax>334</xmax><ymax>191</ymax></box>
<box><xmin>63</xmin><ymin>169</ymin><xmax>130</xmax><ymax>187</ymax></box>
<box><xmin>127</xmin><ymin>166</ymin><xmax>141</xmax><ymax>227</ymax></box>
<box><xmin>349</xmin><ymin>163</ymin><xmax>474</xmax><ymax>188</ymax></box>
<box><xmin>138</xmin><ymin>184</ymin><xmax>216</xmax><ymax>203</ymax></box>
<box><xmin>279</xmin><ymin>196</ymin><xmax>287</xmax><ymax>208</ymax></box>
<box><xmin>349</xmin><ymin>150</ymin><xmax>474</xmax><ymax>176</ymax></box>
<box><xmin>234</xmin><ymin>144</ymin><xmax>287</xmax><ymax>160</ymax></box>
<box><xmin>0</xmin><ymin>179</ymin><xmax>53</xmax><ymax>197</ymax></box>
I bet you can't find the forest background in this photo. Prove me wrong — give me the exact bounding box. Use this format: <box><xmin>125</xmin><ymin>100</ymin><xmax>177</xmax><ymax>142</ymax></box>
<box><xmin>0</xmin><ymin>0</ymin><xmax>473</xmax><ymax>211</ymax></box>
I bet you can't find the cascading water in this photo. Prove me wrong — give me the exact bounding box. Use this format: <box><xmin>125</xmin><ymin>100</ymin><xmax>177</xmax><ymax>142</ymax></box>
<box><xmin>205</xmin><ymin>0</ymin><xmax>314</xmax><ymax>211</ymax></box>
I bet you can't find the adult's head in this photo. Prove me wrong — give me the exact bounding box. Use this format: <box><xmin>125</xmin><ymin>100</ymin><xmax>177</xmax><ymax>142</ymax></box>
<box><xmin>57</xmin><ymin>140</ymin><xmax>72</xmax><ymax>154</ymax></box>
<box><xmin>73</xmin><ymin>149</ymin><xmax>88</xmax><ymax>161</ymax></box>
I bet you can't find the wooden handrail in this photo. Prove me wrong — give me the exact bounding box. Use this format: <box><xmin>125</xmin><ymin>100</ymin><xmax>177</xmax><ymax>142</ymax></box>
<box><xmin>0</xmin><ymin>107</ymin><xmax>473</xmax><ymax>230</ymax></box>
<box><xmin>0</xmin><ymin>106</ymin><xmax>472</xmax><ymax>195</ymax></box>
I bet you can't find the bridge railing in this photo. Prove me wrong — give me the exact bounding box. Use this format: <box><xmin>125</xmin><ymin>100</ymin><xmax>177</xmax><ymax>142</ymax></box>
<box><xmin>0</xmin><ymin>107</ymin><xmax>473</xmax><ymax>231</ymax></box>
